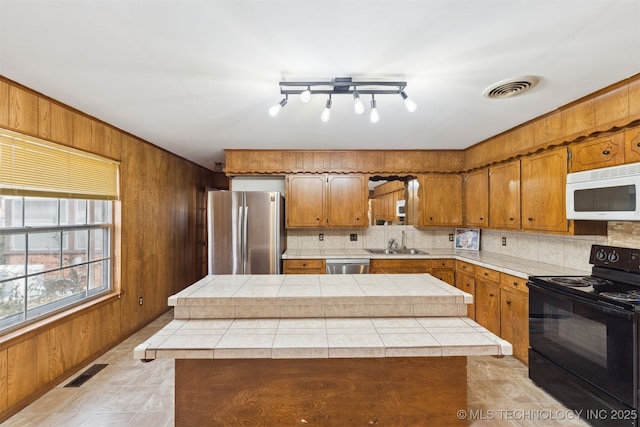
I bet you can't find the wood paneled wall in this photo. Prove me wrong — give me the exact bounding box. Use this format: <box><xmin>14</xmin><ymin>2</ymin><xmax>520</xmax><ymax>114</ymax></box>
<box><xmin>0</xmin><ymin>76</ymin><xmax>218</xmax><ymax>421</ymax></box>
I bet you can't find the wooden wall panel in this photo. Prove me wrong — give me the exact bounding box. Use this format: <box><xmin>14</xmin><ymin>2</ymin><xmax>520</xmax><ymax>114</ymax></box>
<box><xmin>595</xmin><ymin>85</ymin><xmax>629</xmax><ymax>126</ymax></box>
<box><xmin>9</xmin><ymin>86</ymin><xmax>38</xmax><ymax>135</ymax></box>
<box><xmin>50</xmin><ymin>102</ymin><xmax>74</xmax><ymax>145</ymax></box>
<box><xmin>7</xmin><ymin>339</ymin><xmax>38</xmax><ymax>408</ymax></box>
<box><xmin>561</xmin><ymin>99</ymin><xmax>595</xmax><ymax>138</ymax></box>
<box><xmin>531</xmin><ymin>111</ymin><xmax>562</xmax><ymax>147</ymax></box>
<box><xmin>0</xmin><ymin>76</ymin><xmax>217</xmax><ymax>422</ymax></box>
<box><xmin>630</xmin><ymin>79</ymin><xmax>640</xmax><ymax>117</ymax></box>
<box><xmin>37</xmin><ymin>98</ymin><xmax>50</xmax><ymax>139</ymax></box>
<box><xmin>0</xmin><ymin>81</ymin><xmax>8</xmax><ymax>128</ymax></box>
<box><xmin>0</xmin><ymin>350</ymin><xmax>7</xmax><ymax>413</ymax></box>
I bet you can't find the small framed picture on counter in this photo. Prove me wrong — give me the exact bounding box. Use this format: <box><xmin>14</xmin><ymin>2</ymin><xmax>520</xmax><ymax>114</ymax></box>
<box><xmin>454</xmin><ymin>228</ymin><xmax>480</xmax><ymax>251</ymax></box>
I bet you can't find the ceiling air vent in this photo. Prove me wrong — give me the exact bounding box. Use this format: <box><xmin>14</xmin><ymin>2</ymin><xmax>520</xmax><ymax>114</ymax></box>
<box><xmin>483</xmin><ymin>76</ymin><xmax>540</xmax><ymax>99</ymax></box>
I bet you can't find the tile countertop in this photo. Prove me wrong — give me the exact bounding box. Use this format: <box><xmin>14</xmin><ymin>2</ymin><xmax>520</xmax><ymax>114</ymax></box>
<box><xmin>283</xmin><ymin>248</ymin><xmax>591</xmax><ymax>279</ymax></box>
<box><xmin>133</xmin><ymin>273</ymin><xmax>512</xmax><ymax>361</ymax></box>
<box><xmin>168</xmin><ymin>273</ymin><xmax>471</xmax><ymax>319</ymax></box>
<box><xmin>134</xmin><ymin>316</ymin><xmax>512</xmax><ymax>361</ymax></box>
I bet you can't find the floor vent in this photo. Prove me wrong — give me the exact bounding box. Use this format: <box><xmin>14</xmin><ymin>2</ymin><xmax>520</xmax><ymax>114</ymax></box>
<box><xmin>65</xmin><ymin>364</ymin><xmax>108</xmax><ymax>387</ymax></box>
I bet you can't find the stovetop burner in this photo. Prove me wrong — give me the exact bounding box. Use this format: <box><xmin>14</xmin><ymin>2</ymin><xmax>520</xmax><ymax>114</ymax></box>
<box><xmin>599</xmin><ymin>290</ymin><xmax>640</xmax><ymax>303</ymax></box>
<box><xmin>547</xmin><ymin>276</ymin><xmax>613</xmax><ymax>287</ymax></box>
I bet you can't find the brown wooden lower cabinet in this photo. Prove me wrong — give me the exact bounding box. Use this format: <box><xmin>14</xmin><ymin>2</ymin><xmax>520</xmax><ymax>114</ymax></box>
<box><xmin>283</xmin><ymin>259</ymin><xmax>325</xmax><ymax>274</ymax></box>
<box><xmin>499</xmin><ymin>274</ymin><xmax>529</xmax><ymax>364</ymax></box>
<box><xmin>455</xmin><ymin>270</ymin><xmax>476</xmax><ymax>319</ymax></box>
<box><xmin>369</xmin><ymin>258</ymin><xmax>454</xmax><ymax>285</ymax></box>
<box><xmin>175</xmin><ymin>356</ymin><xmax>467</xmax><ymax>427</ymax></box>
<box><xmin>471</xmin><ymin>266</ymin><xmax>530</xmax><ymax>365</ymax></box>
<box><xmin>474</xmin><ymin>277</ymin><xmax>501</xmax><ymax>336</ymax></box>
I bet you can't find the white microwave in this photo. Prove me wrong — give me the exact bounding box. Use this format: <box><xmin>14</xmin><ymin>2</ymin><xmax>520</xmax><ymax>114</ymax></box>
<box><xmin>566</xmin><ymin>162</ymin><xmax>640</xmax><ymax>221</ymax></box>
<box><xmin>396</xmin><ymin>200</ymin><xmax>406</xmax><ymax>217</ymax></box>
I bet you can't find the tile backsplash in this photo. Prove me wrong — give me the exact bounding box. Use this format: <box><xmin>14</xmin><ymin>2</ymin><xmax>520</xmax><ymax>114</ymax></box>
<box><xmin>287</xmin><ymin>222</ymin><xmax>640</xmax><ymax>272</ymax></box>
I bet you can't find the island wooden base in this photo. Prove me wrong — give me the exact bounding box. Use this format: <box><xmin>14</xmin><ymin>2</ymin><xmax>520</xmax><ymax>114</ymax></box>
<box><xmin>175</xmin><ymin>356</ymin><xmax>467</xmax><ymax>426</ymax></box>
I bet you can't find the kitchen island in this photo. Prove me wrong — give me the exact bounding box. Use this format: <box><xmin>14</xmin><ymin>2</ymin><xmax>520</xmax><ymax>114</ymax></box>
<box><xmin>135</xmin><ymin>274</ymin><xmax>511</xmax><ymax>426</ymax></box>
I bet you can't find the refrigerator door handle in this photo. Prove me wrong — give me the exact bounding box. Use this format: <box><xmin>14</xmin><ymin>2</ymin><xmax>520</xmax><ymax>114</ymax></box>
<box><xmin>242</xmin><ymin>206</ymin><xmax>249</xmax><ymax>273</ymax></box>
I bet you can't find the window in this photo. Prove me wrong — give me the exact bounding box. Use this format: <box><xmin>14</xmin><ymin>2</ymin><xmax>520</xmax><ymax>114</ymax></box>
<box><xmin>0</xmin><ymin>129</ymin><xmax>118</xmax><ymax>333</ymax></box>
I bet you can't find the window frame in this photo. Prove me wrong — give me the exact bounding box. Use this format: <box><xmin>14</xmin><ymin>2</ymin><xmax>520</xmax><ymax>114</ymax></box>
<box><xmin>0</xmin><ymin>196</ymin><xmax>113</xmax><ymax>334</ymax></box>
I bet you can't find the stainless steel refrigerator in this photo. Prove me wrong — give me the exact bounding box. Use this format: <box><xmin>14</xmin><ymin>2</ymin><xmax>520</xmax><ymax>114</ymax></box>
<box><xmin>207</xmin><ymin>191</ymin><xmax>285</xmax><ymax>274</ymax></box>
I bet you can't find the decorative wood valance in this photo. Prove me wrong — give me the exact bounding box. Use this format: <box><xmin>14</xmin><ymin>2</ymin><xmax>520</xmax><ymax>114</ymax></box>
<box><xmin>224</xmin><ymin>149</ymin><xmax>465</xmax><ymax>175</ymax></box>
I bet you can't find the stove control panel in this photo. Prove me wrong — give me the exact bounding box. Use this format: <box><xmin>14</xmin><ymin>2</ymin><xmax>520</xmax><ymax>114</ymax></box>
<box><xmin>590</xmin><ymin>245</ymin><xmax>640</xmax><ymax>272</ymax></box>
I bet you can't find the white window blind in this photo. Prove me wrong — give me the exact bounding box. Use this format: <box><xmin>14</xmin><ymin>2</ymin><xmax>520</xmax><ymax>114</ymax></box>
<box><xmin>0</xmin><ymin>128</ymin><xmax>119</xmax><ymax>200</ymax></box>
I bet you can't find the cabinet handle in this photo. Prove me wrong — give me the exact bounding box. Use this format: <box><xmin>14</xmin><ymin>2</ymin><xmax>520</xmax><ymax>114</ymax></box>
<box><xmin>506</xmin><ymin>300</ymin><xmax>512</xmax><ymax>305</ymax></box>
<box><xmin>489</xmin><ymin>293</ymin><xmax>495</xmax><ymax>297</ymax></box>
<box><xmin>513</xmin><ymin>281</ymin><xmax>519</xmax><ymax>287</ymax></box>
<box><xmin>429</xmin><ymin>217</ymin><xmax>433</xmax><ymax>221</ymax></box>
<box><xmin>480</xmin><ymin>217</ymin><xmax>484</xmax><ymax>221</ymax></box>
<box><xmin>602</xmin><ymin>149</ymin><xmax>610</xmax><ymax>155</ymax></box>
<box><xmin>484</xmin><ymin>272</ymin><xmax>488</xmax><ymax>276</ymax></box>
<box><xmin>637</xmin><ymin>142</ymin><xmax>640</xmax><ymax>147</ymax></box>
<box><xmin>509</xmin><ymin>217</ymin><xmax>514</xmax><ymax>221</ymax></box>
<box><xmin>302</xmin><ymin>263</ymin><xmax>307</xmax><ymax>267</ymax></box>
<box><xmin>528</xmin><ymin>217</ymin><xmax>533</xmax><ymax>221</ymax></box>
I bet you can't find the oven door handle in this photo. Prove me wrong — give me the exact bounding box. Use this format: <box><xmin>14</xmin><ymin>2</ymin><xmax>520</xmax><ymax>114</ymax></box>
<box><xmin>528</xmin><ymin>282</ymin><xmax>635</xmax><ymax>321</ymax></box>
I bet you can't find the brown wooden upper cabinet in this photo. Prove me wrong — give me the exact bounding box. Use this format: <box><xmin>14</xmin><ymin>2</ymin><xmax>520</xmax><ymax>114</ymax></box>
<box><xmin>569</xmin><ymin>133</ymin><xmax>625</xmax><ymax>172</ymax></box>
<box><xmin>285</xmin><ymin>174</ymin><xmax>368</xmax><ymax>228</ymax></box>
<box><xmin>463</xmin><ymin>168</ymin><xmax>489</xmax><ymax>227</ymax></box>
<box><xmin>521</xmin><ymin>147</ymin><xmax>568</xmax><ymax>232</ymax></box>
<box><xmin>418</xmin><ymin>174</ymin><xmax>463</xmax><ymax>227</ymax></box>
<box><xmin>626</xmin><ymin>128</ymin><xmax>640</xmax><ymax>163</ymax></box>
<box><xmin>489</xmin><ymin>159</ymin><xmax>521</xmax><ymax>230</ymax></box>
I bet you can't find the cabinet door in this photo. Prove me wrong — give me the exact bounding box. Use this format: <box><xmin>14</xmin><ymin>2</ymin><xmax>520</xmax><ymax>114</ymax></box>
<box><xmin>569</xmin><ymin>133</ymin><xmax>625</xmax><ymax>172</ymax></box>
<box><xmin>500</xmin><ymin>287</ymin><xmax>528</xmax><ymax>364</ymax></box>
<box><xmin>521</xmin><ymin>147</ymin><xmax>568</xmax><ymax>232</ymax></box>
<box><xmin>489</xmin><ymin>160</ymin><xmax>521</xmax><ymax>229</ymax></box>
<box><xmin>475</xmin><ymin>279</ymin><xmax>501</xmax><ymax>335</ymax></box>
<box><xmin>419</xmin><ymin>174</ymin><xmax>463</xmax><ymax>226</ymax></box>
<box><xmin>285</xmin><ymin>175</ymin><xmax>325</xmax><ymax>228</ymax></box>
<box><xmin>326</xmin><ymin>175</ymin><xmax>368</xmax><ymax>228</ymax></box>
<box><xmin>464</xmin><ymin>168</ymin><xmax>489</xmax><ymax>227</ymax></box>
<box><xmin>625</xmin><ymin>128</ymin><xmax>640</xmax><ymax>163</ymax></box>
<box><xmin>455</xmin><ymin>271</ymin><xmax>476</xmax><ymax>319</ymax></box>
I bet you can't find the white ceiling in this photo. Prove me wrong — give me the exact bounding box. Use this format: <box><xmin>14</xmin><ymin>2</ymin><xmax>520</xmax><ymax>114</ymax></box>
<box><xmin>1</xmin><ymin>1</ymin><xmax>639</xmax><ymax>171</ymax></box>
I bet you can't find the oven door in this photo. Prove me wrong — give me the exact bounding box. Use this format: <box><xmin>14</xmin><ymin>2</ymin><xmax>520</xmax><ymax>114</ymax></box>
<box><xmin>529</xmin><ymin>282</ymin><xmax>637</xmax><ymax>408</ymax></box>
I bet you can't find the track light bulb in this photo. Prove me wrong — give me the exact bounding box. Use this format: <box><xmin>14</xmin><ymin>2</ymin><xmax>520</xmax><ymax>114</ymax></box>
<box><xmin>268</xmin><ymin>97</ymin><xmax>288</xmax><ymax>117</ymax></box>
<box><xmin>300</xmin><ymin>87</ymin><xmax>311</xmax><ymax>103</ymax></box>
<box><xmin>353</xmin><ymin>90</ymin><xmax>365</xmax><ymax>114</ymax></box>
<box><xmin>400</xmin><ymin>91</ymin><xmax>417</xmax><ymax>112</ymax></box>
<box><xmin>370</xmin><ymin>97</ymin><xmax>379</xmax><ymax>123</ymax></box>
<box><xmin>320</xmin><ymin>97</ymin><xmax>332</xmax><ymax>122</ymax></box>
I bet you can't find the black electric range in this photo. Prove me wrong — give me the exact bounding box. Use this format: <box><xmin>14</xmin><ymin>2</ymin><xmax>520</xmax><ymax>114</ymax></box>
<box><xmin>529</xmin><ymin>245</ymin><xmax>640</xmax><ymax>311</ymax></box>
<box><xmin>528</xmin><ymin>245</ymin><xmax>640</xmax><ymax>427</ymax></box>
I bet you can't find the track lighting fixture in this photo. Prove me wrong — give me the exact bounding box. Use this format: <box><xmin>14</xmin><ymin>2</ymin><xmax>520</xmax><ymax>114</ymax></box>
<box><xmin>370</xmin><ymin>95</ymin><xmax>379</xmax><ymax>124</ymax></box>
<box><xmin>400</xmin><ymin>91</ymin><xmax>417</xmax><ymax>112</ymax></box>
<box><xmin>269</xmin><ymin>77</ymin><xmax>416</xmax><ymax>122</ymax></box>
<box><xmin>300</xmin><ymin>86</ymin><xmax>311</xmax><ymax>103</ymax></box>
<box><xmin>353</xmin><ymin>89</ymin><xmax>365</xmax><ymax>115</ymax></box>
<box><xmin>320</xmin><ymin>95</ymin><xmax>332</xmax><ymax>123</ymax></box>
<box><xmin>268</xmin><ymin>95</ymin><xmax>288</xmax><ymax>117</ymax></box>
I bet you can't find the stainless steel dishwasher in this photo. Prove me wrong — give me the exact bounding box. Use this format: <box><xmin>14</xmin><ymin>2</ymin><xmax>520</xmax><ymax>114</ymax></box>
<box><xmin>325</xmin><ymin>259</ymin><xmax>370</xmax><ymax>274</ymax></box>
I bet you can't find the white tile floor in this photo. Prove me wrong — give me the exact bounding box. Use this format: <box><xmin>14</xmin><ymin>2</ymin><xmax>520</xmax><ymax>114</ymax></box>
<box><xmin>4</xmin><ymin>310</ymin><xmax>590</xmax><ymax>427</ymax></box>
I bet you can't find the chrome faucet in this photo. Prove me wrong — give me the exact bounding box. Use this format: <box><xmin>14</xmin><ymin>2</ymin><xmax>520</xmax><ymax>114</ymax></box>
<box><xmin>388</xmin><ymin>238</ymin><xmax>398</xmax><ymax>251</ymax></box>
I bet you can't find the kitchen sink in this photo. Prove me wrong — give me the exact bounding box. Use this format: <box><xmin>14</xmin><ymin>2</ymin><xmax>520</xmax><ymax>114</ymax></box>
<box><xmin>393</xmin><ymin>248</ymin><xmax>428</xmax><ymax>255</ymax></box>
<box><xmin>366</xmin><ymin>248</ymin><xmax>428</xmax><ymax>255</ymax></box>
